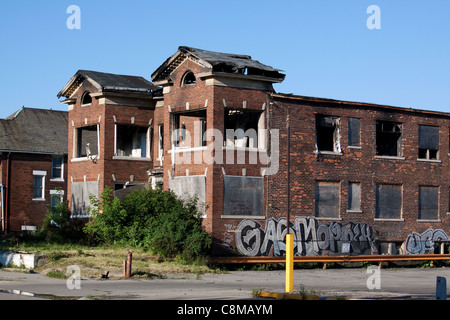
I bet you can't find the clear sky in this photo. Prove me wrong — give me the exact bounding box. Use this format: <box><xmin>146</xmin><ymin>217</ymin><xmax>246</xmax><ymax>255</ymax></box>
<box><xmin>0</xmin><ymin>0</ymin><xmax>449</xmax><ymax>119</ymax></box>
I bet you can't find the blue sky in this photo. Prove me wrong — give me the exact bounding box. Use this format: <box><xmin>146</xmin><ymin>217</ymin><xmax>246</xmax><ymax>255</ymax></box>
<box><xmin>0</xmin><ymin>1</ymin><xmax>449</xmax><ymax>119</ymax></box>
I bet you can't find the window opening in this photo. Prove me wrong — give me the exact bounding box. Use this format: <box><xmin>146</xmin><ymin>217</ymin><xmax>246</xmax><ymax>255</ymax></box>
<box><xmin>158</xmin><ymin>124</ymin><xmax>164</xmax><ymax>164</ymax></box>
<box><xmin>315</xmin><ymin>181</ymin><xmax>340</xmax><ymax>218</ymax></box>
<box><xmin>376</xmin><ymin>184</ymin><xmax>402</xmax><ymax>219</ymax></box>
<box><xmin>81</xmin><ymin>91</ymin><xmax>92</xmax><ymax>106</ymax></box>
<box><xmin>316</xmin><ymin>115</ymin><xmax>341</xmax><ymax>153</ymax></box>
<box><xmin>182</xmin><ymin>71</ymin><xmax>196</xmax><ymax>86</ymax></box>
<box><xmin>116</xmin><ymin>125</ymin><xmax>148</xmax><ymax>158</ymax></box>
<box><xmin>75</xmin><ymin>125</ymin><xmax>99</xmax><ymax>158</ymax></box>
<box><xmin>348</xmin><ymin>118</ymin><xmax>361</xmax><ymax>147</ymax></box>
<box><xmin>419</xmin><ymin>186</ymin><xmax>439</xmax><ymax>220</ymax></box>
<box><xmin>52</xmin><ymin>156</ymin><xmax>64</xmax><ymax>179</ymax></box>
<box><xmin>348</xmin><ymin>182</ymin><xmax>361</xmax><ymax>211</ymax></box>
<box><xmin>418</xmin><ymin>125</ymin><xmax>439</xmax><ymax>160</ymax></box>
<box><xmin>224</xmin><ymin>109</ymin><xmax>262</xmax><ymax>148</ymax></box>
<box><xmin>376</xmin><ymin>121</ymin><xmax>402</xmax><ymax>157</ymax></box>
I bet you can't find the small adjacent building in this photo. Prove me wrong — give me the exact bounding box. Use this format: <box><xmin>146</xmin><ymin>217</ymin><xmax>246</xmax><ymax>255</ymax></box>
<box><xmin>0</xmin><ymin>107</ymin><xmax>68</xmax><ymax>233</ymax></box>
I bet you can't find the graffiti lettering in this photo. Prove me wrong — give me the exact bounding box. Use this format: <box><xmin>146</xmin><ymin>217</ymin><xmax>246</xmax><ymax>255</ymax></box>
<box><xmin>405</xmin><ymin>228</ymin><xmax>449</xmax><ymax>254</ymax></box>
<box><xmin>236</xmin><ymin>217</ymin><xmax>377</xmax><ymax>257</ymax></box>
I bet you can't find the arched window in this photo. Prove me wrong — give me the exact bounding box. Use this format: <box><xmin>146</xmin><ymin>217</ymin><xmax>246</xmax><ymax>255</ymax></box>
<box><xmin>181</xmin><ymin>71</ymin><xmax>196</xmax><ymax>86</ymax></box>
<box><xmin>81</xmin><ymin>91</ymin><xmax>92</xmax><ymax>106</ymax></box>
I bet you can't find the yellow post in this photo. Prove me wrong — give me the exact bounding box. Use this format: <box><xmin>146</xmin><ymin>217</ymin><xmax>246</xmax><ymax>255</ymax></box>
<box><xmin>285</xmin><ymin>233</ymin><xmax>294</xmax><ymax>293</ymax></box>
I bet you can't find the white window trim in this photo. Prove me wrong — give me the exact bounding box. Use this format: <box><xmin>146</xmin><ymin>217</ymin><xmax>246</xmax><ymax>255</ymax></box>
<box><xmin>114</xmin><ymin>124</ymin><xmax>152</xmax><ymax>160</ymax></box>
<box><xmin>33</xmin><ymin>171</ymin><xmax>47</xmax><ymax>201</ymax></box>
<box><xmin>72</xmin><ymin>124</ymin><xmax>101</xmax><ymax>161</ymax></box>
<box><xmin>51</xmin><ymin>156</ymin><xmax>65</xmax><ymax>182</ymax></box>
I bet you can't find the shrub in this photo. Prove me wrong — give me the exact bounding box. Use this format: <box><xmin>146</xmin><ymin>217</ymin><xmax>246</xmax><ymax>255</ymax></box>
<box><xmin>84</xmin><ymin>187</ymin><xmax>211</xmax><ymax>261</ymax></box>
<box><xmin>37</xmin><ymin>199</ymin><xmax>86</xmax><ymax>244</ymax></box>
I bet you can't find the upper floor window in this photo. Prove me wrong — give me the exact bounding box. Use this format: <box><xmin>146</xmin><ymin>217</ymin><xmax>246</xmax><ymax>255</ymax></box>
<box><xmin>181</xmin><ymin>71</ymin><xmax>196</xmax><ymax>86</ymax></box>
<box><xmin>33</xmin><ymin>170</ymin><xmax>47</xmax><ymax>201</ymax></box>
<box><xmin>348</xmin><ymin>118</ymin><xmax>361</xmax><ymax>147</ymax></box>
<box><xmin>418</xmin><ymin>125</ymin><xmax>439</xmax><ymax>160</ymax></box>
<box><xmin>316</xmin><ymin>115</ymin><xmax>341</xmax><ymax>153</ymax></box>
<box><xmin>376</xmin><ymin>120</ymin><xmax>402</xmax><ymax>157</ymax></box>
<box><xmin>52</xmin><ymin>156</ymin><xmax>64</xmax><ymax>180</ymax></box>
<box><xmin>74</xmin><ymin>125</ymin><xmax>99</xmax><ymax>159</ymax></box>
<box><xmin>115</xmin><ymin>125</ymin><xmax>150</xmax><ymax>158</ymax></box>
<box><xmin>81</xmin><ymin>91</ymin><xmax>92</xmax><ymax>106</ymax></box>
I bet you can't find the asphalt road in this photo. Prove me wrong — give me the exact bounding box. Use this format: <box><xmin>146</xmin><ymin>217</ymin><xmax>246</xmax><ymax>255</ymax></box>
<box><xmin>0</xmin><ymin>267</ymin><xmax>448</xmax><ymax>301</ymax></box>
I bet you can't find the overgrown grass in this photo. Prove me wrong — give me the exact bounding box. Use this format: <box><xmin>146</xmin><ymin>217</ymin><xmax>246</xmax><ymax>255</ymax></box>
<box><xmin>1</xmin><ymin>240</ymin><xmax>220</xmax><ymax>279</ymax></box>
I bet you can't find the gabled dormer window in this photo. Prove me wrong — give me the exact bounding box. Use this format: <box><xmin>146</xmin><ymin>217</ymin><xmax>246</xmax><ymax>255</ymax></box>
<box><xmin>81</xmin><ymin>91</ymin><xmax>92</xmax><ymax>106</ymax></box>
<box><xmin>181</xmin><ymin>71</ymin><xmax>196</xmax><ymax>86</ymax></box>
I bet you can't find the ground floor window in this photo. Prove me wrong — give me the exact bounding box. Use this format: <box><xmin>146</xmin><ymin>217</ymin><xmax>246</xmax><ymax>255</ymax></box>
<box><xmin>315</xmin><ymin>181</ymin><xmax>340</xmax><ymax>218</ymax></box>
<box><xmin>376</xmin><ymin>184</ymin><xmax>402</xmax><ymax>219</ymax></box>
<box><xmin>418</xmin><ymin>186</ymin><xmax>439</xmax><ymax>220</ymax></box>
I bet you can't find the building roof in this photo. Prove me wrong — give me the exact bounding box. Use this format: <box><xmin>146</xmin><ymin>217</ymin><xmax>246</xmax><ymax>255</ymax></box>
<box><xmin>0</xmin><ymin>107</ymin><xmax>68</xmax><ymax>154</ymax></box>
<box><xmin>57</xmin><ymin>70</ymin><xmax>160</xmax><ymax>99</ymax></box>
<box><xmin>151</xmin><ymin>46</ymin><xmax>286</xmax><ymax>82</ymax></box>
<box><xmin>270</xmin><ymin>92</ymin><xmax>450</xmax><ymax>118</ymax></box>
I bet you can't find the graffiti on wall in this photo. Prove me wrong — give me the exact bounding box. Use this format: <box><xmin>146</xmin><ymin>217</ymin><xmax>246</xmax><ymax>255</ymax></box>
<box><xmin>235</xmin><ymin>217</ymin><xmax>377</xmax><ymax>257</ymax></box>
<box><xmin>405</xmin><ymin>228</ymin><xmax>450</xmax><ymax>254</ymax></box>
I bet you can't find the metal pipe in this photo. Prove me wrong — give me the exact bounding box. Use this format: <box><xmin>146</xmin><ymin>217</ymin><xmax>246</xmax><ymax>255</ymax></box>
<box><xmin>4</xmin><ymin>153</ymin><xmax>10</xmax><ymax>234</ymax></box>
<box><xmin>0</xmin><ymin>184</ymin><xmax>4</xmax><ymax>233</ymax></box>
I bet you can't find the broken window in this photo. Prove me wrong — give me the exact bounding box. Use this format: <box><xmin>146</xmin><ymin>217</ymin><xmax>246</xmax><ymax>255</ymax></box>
<box><xmin>376</xmin><ymin>184</ymin><xmax>402</xmax><ymax>219</ymax></box>
<box><xmin>171</xmin><ymin>111</ymin><xmax>207</xmax><ymax>148</ymax></box>
<box><xmin>316</xmin><ymin>115</ymin><xmax>341</xmax><ymax>153</ymax></box>
<box><xmin>182</xmin><ymin>71</ymin><xmax>196</xmax><ymax>86</ymax></box>
<box><xmin>224</xmin><ymin>109</ymin><xmax>263</xmax><ymax>148</ymax></box>
<box><xmin>418</xmin><ymin>125</ymin><xmax>439</xmax><ymax>160</ymax></box>
<box><xmin>158</xmin><ymin>124</ymin><xmax>164</xmax><ymax>163</ymax></box>
<box><xmin>74</xmin><ymin>125</ymin><xmax>99</xmax><ymax>158</ymax></box>
<box><xmin>81</xmin><ymin>91</ymin><xmax>92</xmax><ymax>106</ymax></box>
<box><xmin>418</xmin><ymin>186</ymin><xmax>439</xmax><ymax>220</ymax></box>
<box><xmin>315</xmin><ymin>181</ymin><xmax>340</xmax><ymax>218</ymax></box>
<box><xmin>348</xmin><ymin>182</ymin><xmax>361</xmax><ymax>212</ymax></box>
<box><xmin>115</xmin><ymin>125</ymin><xmax>149</xmax><ymax>158</ymax></box>
<box><xmin>348</xmin><ymin>118</ymin><xmax>361</xmax><ymax>147</ymax></box>
<box><xmin>199</xmin><ymin>119</ymin><xmax>207</xmax><ymax>147</ymax></box>
<box><xmin>376</xmin><ymin>121</ymin><xmax>402</xmax><ymax>157</ymax></box>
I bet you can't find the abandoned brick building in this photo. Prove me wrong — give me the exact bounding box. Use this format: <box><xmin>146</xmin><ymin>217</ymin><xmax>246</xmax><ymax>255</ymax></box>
<box><xmin>0</xmin><ymin>107</ymin><xmax>68</xmax><ymax>233</ymax></box>
<box><xmin>55</xmin><ymin>46</ymin><xmax>449</xmax><ymax>256</ymax></box>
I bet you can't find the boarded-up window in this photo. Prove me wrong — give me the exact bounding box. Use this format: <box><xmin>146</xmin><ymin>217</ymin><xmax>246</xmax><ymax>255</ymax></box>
<box><xmin>316</xmin><ymin>115</ymin><xmax>341</xmax><ymax>153</ymax></box>
<box><xmin>315</xmin><ymin>181</ymin><xmax>340</xmax><ymax>218</ymax></box>
<box><xmin>376</xmin><ymin>184</ymin><xmax>402</xmax><ymax>219</ymax></box>
<box><xmin>348</xmin><ymin>182</ymin><xmax>361</xmax><ymax>211</ymax></box>
<box><xmin>169</xmin><ymin>175</ymin><xmax>206</xmax><ymax>215</ymax></box>
<box><xmin>418</xmin><ymin>186</ymin><xmax>439</xmax><ymax>220</ymax></box>
<box><xmin>376</xmin><ymin>121</ymin><xmax>402</xmax><ymax>157</ymax></box>
<box><xmin>223</xmin><ymin>176</ymin><xmax>263</xmax><ymax>216</ymax></box>
<box><xmin>348</xmin><ymin>118</ymin><xmax>361</xmax><ymax>147</ymax></box>
<box><xmin>418</xmin><ymin>125</ymin><xmax>439</xmax><ymax>160</ymax></box>
<box><xmin>71</xmin><ymin>181</ymin><xmax>99</xmax><ymax>218</ymax></box>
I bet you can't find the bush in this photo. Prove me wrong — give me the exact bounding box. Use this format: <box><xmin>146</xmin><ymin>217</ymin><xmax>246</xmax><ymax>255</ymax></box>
<box><xmin>37</xmin><ymin>200</ymin><xmax>87</xmax><ymax>244</ymax></box>
<box><xmin>84</xmin><ymin>187</ymin><xmax>211</xmax><ymax>262</ymax></box>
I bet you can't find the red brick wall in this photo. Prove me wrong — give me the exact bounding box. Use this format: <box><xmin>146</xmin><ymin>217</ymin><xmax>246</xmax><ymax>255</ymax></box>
<box><xmin>267</xmin><ymin>96</ymin><xmax>450</xmax><ymax>243</ymax></box>
<box><xmin>68</xmin><ymin>81</ymin><xmax>156</xmax><ymax>213</ymax></box>
<box><xmin>5</xmin><ymin>153</ymin><xmax>67</xmax><ymax>232</ymax></box>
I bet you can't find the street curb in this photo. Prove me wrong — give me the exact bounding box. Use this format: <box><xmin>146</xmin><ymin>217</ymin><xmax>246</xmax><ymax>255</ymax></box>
<box><xmin>258</xmin><ymin>291</ymin><xmax>340</xmax><ymax>300</ymax></box>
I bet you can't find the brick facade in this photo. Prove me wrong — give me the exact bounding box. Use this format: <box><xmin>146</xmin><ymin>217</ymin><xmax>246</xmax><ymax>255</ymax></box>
<box><xmin>58</xmin><ymin>47</ymin><xmax>450</xmax><ymax>256</ymax></box>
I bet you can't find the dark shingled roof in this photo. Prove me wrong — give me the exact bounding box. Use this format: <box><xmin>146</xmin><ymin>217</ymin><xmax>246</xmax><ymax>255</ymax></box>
<box><xmin>58</xmin><ymin>70</ymin><xmax>159</xmax><ymax>99</ymax></box>
<box><xmin>152</xmin><ymin>46</ymin><xmax>285</xmax><ymax>82</ymax></box>
<box><xmin>0</xmin><ymin>107</ymin><xmax>68</xmax><ymax>154</ymax></box>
